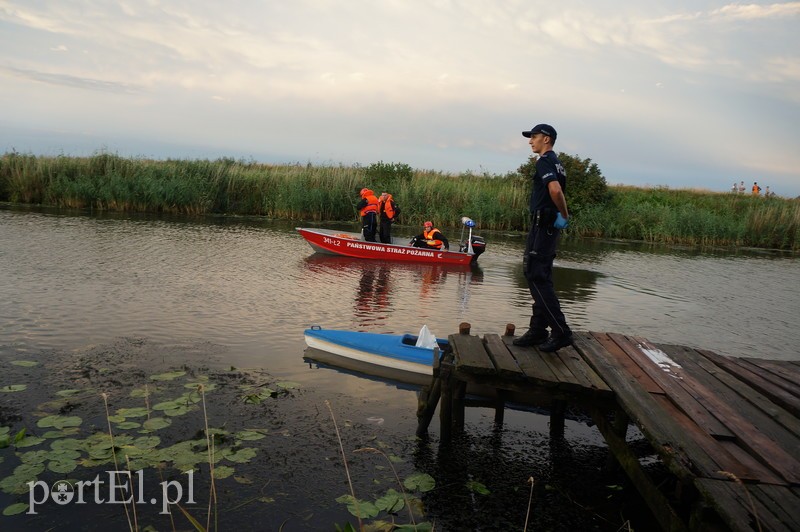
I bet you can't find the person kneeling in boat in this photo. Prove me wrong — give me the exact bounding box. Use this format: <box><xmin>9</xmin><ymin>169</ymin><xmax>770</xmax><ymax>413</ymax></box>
<box><xmin>410</xmin><ymin>221</ymin><xmax>449</xmax><ymax>250</ymax></box>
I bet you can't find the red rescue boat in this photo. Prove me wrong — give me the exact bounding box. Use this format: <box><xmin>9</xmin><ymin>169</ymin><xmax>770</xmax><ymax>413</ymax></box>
<box><xmin>296</xmin><ymin>218</ymin><xmax>486</xmax><ymax>266</ymax></box>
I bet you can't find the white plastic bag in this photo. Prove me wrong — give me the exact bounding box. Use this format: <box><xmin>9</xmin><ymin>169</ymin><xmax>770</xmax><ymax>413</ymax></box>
<box><xmin>415</xmin><ymin>324</ymin><xmax>438</xmax><ymax>349</ymax></box>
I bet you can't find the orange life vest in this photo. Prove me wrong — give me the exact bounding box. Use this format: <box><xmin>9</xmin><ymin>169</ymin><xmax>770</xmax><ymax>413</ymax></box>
<box><xmin>380</xmin><ymin>194</ymin><xmax>397</xmax><ymax>220</ymax></box>
<box><xmin>359</xmin><ymin>190</ymin><xmax>379</xmax><ymax>216</ymax></box>
<box><xmin>423</xmin><ymin>228</ymin><xmax>444</xmax><ymax>249</ymax></box>
<box><xmin>752</xmin><ymin>184</ymin><xmax>761</xmax><ymax>195</ymax></box>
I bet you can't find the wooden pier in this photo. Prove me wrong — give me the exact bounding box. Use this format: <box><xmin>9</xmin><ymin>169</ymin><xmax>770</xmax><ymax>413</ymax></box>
<box><xmin>416</xmin><ymin>323</ymin><xmax>800</xmax><ymax>532</ymax></box>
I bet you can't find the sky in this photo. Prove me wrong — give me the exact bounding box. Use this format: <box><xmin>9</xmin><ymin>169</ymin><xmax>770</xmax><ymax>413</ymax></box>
<box><xmin>1</xmin><ymin>1</ymin><xmax>799</xmax><ymax>197</ymax></box>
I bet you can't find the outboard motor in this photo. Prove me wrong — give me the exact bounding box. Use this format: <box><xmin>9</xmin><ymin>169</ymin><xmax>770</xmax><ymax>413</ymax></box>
<box><xmin>463</xmin><ymin>235</ymin><xmax>486</xmax><ymax>260</ymax></box>
<box><xmin>458</xmin><ymin>217</ymin><xmax>487</xmax><ymax>262</ymax></box>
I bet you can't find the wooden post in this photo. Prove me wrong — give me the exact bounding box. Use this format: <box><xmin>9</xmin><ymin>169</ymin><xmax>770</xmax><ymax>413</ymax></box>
<box><xmin>504</xmin><ymin>323</ymin><xmax>516</xmax><ymax>337</ymax></box>
<box><xmin>550</xmin><ymin>399</ymin><xmax>566</xmax><ymax>437</ymax></box>
<box><xmin>416</xmin><ymin>348</ymin><xmax>446</xmax><ymax>437</ymax></box>
<box><xmin>440</xmin><ymin>357</ymin><xmax>454</xmax><ymax>443</ymax></box>
<box><xmin>494</xmin><ymin>390</ymin><xmax>506</xmax><ymax>425</ymax></box>
<box><xmin>459</xmin><ymin>322</ymin><xmax>471</xmax><ymax>335</ymax></box>
<box><xmin>605</xmin><ymin>408</ymin><xmax>630</xmax><ymax>472</ymax></box>
<box><xmin>453</xmin><ymin>380</ymin><xmax>467</xmax><ymax>432</ymax></box>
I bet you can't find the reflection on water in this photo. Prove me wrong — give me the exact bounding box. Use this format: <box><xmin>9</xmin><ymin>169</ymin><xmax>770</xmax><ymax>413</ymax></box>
<box><xmin>300</xmin><ymin>254</ymin><xmax>484</xmax><ymax>331</ymax></box>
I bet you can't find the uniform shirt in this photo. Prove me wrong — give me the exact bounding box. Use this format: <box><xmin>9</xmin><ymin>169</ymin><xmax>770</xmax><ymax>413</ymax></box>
<box><xmin>530</xmin><ymin>150</ymin><xmax>567</xmax><ymax>213</ymax></box>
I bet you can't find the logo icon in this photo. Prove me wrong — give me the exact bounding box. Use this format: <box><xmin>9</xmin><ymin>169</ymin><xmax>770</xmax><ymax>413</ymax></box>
<box><xmin>51</xmin><ymin>480</ymin><xmax>74</xmax><ymax>505</ymax></box>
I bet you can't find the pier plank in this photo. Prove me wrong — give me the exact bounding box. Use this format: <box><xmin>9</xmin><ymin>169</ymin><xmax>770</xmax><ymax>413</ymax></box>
<box><xmin>694</xmin><ymin>478</ymin><xmax>792</xmax><ymax>532</ymax></box>
<box><xmin>575</xmin><ymin>332</ymin><xmax>722</xmax><ymax>479</ymax></box>
<box><xmin>669</xmin><ymin>346</ymin><xmax>800</xmax><ymax>442</ymax></box>
<box><xmin>610</xmin><ymin>334</ymin><xmax>736</xmax><ymax>441</ymax></box>
<box><xmin>558</xmin><ymin>348</ymin><xmax>612</xmax><ymax>394</ymax></box>
<box><xmin>482</xmin><ymin>334</ymin><xmax>524</xmax><ymax>379</ymax></box>
<box><xmin>750</xmin><ymin>484</ymin><xmax>800</xmax><ymax>531</ymax></box>
<box><xmin>538</xmin><ymin>350</ymin><xmax>584</xmax><ymax>390</ymax></box>
<box><xmin>590</xmin><ymin>332</ymin><xmax>664</xmax><ymax>395</ymax></box>
<box><xmin>698</xmin><ymin>349</ymin><xmax>800</xmax><ymax>420</ymax></box>
<box><xmin>503</xmin><ymin>337</ymin><xmax>560</xmax><ymax>384</ymax></box>
<box><xmin>450</xmin><ymin>333</ymin><xmax>496</xmax><ymax>375</ymax></box>
<box><xmin>652</xmin><ymin>393</ymin><xmax>760</xmax><ymax>481</ymax></box>
<box><xmin>636</xmin><ymin>345</ymin><xmax>800</xmax><ymax>485</ymax></box>
<box><xmin>742</xmin><ymin>358</ymin><xmax>800</xmax><ymax>397</ymax></box>
<box><xmin>555</xmin><ymin>346</ymin><xmax>601</xmax><ymax>390</ymax></box>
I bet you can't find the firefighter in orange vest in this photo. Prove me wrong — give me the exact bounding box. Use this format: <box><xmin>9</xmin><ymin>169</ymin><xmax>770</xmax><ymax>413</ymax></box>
<box><xmin>411</xmin><ymin>221</ymin><xmax>449</xmax><ymax>250</ymax></box>
<box><xmin>357</xmin><ymin>188</ymin><xmax>380</xmax><ymax>242</ymax></box>
<box><xmin>378</xmin><ymin>192</ymin><xmax>400</xmax><ymax>244</ymax></box>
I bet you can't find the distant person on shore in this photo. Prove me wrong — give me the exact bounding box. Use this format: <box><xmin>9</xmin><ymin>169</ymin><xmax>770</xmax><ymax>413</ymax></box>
<box><xmin>410</xmin><ymin>221</ymin><xmax>449</xmax><ymax>250</ymax></box>
<box><xmin>357</xmin><ymin>188</ymin><xmax>379</xmax><ymax>242</ymax></box>
<box><xmin>752</xmin><ymin>182</ymin><xmax>761</xmax><ymax>195</ymax></box>
<box><xmin>514</xmin><ymin>123</ymin><xmax>573</xmax><ymax>353</ymax></box>
<box><xmin>764</xmin><ymin>186</ymin><xmax>772</xmax><ymax>197</ymax></box>
<box><xmin>739</xmin><ymin>181</ymin><xmax>746</xmax><ymax>193</ymax></box>
<box><xmin>731</xmin><ymin>182</ymin><xmax>738</xmax><ymax>193</ymax></box>
<box><xmin>378</xmin><ymin>192</ymin><xmax>400</xmax><ymax>244</ymax></box>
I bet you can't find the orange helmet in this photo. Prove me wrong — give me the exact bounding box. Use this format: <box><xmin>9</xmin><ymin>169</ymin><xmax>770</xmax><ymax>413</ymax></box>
<box><xmin>423</xmin><ymin>221</ymin><xmax>433</xmax><ymax>228</ymax></box>
<box><xmin>360</xmin><ymin>188</ymin><xmax>369</xmax><ymax>195</ymax></box>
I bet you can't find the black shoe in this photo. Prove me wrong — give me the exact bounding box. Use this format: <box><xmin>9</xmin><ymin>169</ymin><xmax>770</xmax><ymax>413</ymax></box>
<box><xmin>512</xmin><ymin>329</ymin><xmax>549</xmax><ymax>347</ymax></box>
<box><xmin>538</xmin><ymin>333</ymin><xmax>574</xmax><ymax>352</ymax></box>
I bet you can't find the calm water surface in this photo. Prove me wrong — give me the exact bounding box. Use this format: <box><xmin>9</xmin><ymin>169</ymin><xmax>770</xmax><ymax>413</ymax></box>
<box><xmin>1</xmin><ymin>206</ymin><xmax>798</xmax><ymax>530</ymax></box>
<box><xmin>2</xmin><ymin>207</ymin><xmax>797</xmax><ymax>367</ymax></box>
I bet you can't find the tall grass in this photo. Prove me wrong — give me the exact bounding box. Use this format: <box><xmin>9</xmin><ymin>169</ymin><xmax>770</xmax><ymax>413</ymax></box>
<box><xmin>1</xmin><ymin>153</ymin><xmax>797</xmax><ymax>250</ymax></box>
<box><xmin>578</xmin><ymin>186</ymin><xmax>799</xmax><ymax>249</ymax></box>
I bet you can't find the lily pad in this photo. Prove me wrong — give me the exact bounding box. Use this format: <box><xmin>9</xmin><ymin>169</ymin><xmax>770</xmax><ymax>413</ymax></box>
<box><xmin>213</xmin><ymin>465</ymin><xmax>235</xmax><ymax>479</ymax></box>
<box><xmin>404</xmin><ymin>472</ymin><xmax>436</xmax><ymax>493</ymax></box>
<box><xmin>19</xmin><ymin>450</ymin><xmax>49</xmax><ymax>464</ymax></box>
<box><xmin>11</xmin><ymin>360</ymin><xmax>38</xmax><ymax>367</ymax></box>
<box><xmin>276</xmin><ymin>381</ymin><xmax>301</xmax><ymax>390</ymax></box>
<box><xmin>3</xmin><ymin>503</ymin><xmax>29</xmax><ymax>516</ymax></box>
<box><xmin>48</xmin><ymin>459</ymin><xmax>77</xmax><ymax>474</ymax></box>
<box><xmin>116</xmin><ymin>421</ymin><xmax>142</xmax><ymax>430</ymax></box>
<box><xmin>150</xmin><ymin>370</ymin><xmax>186</xmax><ymax>381</ymax></box>
<box><xmin>15</xmin><ymin>436</ymin><xmax>46</xmax><ymax>448</ymax></box>
<box><xmin>117</xmin><ymin>407</ymin><xmax>150</xmax><ymax>418</ymax></box>
<box><xmin>0</xmin><ymin>475</ymin><xmax>30</xmax><ymax>495</ymax></box>
<box><xmin>37</xmin><ymin>415</ymin><xmax>82</xmax><ymax>430</ymax></box>
<box><xmin>164</xmin><ymin>404</ymin><xmax>192</xmax><ymax>417</ymax></box>
<box><xmin>235</xmin><ymin>430</ymin><xmax>267</xmax><ymax>441</ymax></box>
<box><xmin>0</xmin><ymin>384</ymin><xmax>27</xmax><ymax>393</ymax></box>
<box><xmin>47</xmin><ymin>449</ymin><xmax>81</xmax><ymax>460</ymax></box>
<box><xmin>51</xmin><ymin>438</ymin><xmax>84</xmax><ymax>451</ymax></box>
<box><xmin>133</xmin><ymin>436</ymin><xmax>160</xmax><ymax>449</ymax></box>
<box><xmin>223</xmin><ymin>447</ymin><xmax>257</xmax><ymax>464</ymax></box>
<box><xmin>14</xmin><ymin>462</ymin><xmax>45</xmax><ymax>478</ymax></box>
<box><xmin>142</xmin><ymin>417</ymin><xmax>171</xmax><ymax>431</ymax></box>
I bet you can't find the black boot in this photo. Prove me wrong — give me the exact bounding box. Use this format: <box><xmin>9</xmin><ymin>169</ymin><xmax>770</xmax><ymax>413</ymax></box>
<box><xmin>512</xmin><ymin>329</ymin><xmax>549</xmax><ymax>347</ymax></box>
<box><xmin>538</xmin><ymin>333</ymin><xmax>574</xmax><ymax>352</ymax></box>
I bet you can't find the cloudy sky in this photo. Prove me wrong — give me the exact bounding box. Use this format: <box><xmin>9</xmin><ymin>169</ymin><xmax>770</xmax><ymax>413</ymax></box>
<box><xmin>1</xmin><ymin>1</ymin><xmax>799</xmax><ymax>197</ymax></box>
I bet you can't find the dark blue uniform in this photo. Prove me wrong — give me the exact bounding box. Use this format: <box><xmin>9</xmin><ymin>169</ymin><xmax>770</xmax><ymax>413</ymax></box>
<box><xmin>523</xmin><ymin>151</ymin><xmax>571</xmax><ymax>340</ymax></box>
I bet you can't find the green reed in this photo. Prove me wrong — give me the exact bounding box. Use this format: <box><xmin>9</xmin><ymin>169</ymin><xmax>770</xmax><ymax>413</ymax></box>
<box><xmin>576</xmin><ymin>186</ymin><xmax>799</xmax><ymax>250</ymax></box>
<box><xmin>1</xmin><ymin>153</ymin><xmax>797</xmax><ymax>250</ymax></box>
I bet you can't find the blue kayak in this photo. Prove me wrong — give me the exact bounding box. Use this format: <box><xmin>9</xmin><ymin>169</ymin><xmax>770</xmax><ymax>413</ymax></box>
<box><xmin>303</xmin><ymin>326</ymin><xmax>448</xmax><ymax>380</ymax></box>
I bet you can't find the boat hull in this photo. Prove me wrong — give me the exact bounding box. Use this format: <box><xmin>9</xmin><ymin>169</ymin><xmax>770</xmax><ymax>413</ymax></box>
<box><xmin>296</xmin><ymin>228</ymin><xmax>477</xmax><ymax>265</ymax></box>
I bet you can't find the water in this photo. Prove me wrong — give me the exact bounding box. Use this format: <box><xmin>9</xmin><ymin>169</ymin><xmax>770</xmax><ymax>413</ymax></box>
<box><xmin>2</xmin><ymin>207</ymin><xmax>797</xmax><ymax>365</ymax></box>
<box><xmin>1</xmin><ymin>206</ymin><xmax>798</xmax><ymax>530</ymax></box>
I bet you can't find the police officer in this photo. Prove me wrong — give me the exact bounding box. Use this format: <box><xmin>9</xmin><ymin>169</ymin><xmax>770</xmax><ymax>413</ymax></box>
<box><xmin>513</xmin><ymin>124</ymin><xmax>573</xmax><ymax>352</ymax></box>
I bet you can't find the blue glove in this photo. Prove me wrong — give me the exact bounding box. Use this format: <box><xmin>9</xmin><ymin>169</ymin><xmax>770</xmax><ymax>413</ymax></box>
<box><xmin>554</xmin><ymin>212</ymin><xmax>569</xmax><ymax>229</ymax></box>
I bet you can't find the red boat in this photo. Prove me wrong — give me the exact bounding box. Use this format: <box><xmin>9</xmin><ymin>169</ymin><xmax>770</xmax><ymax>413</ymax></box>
<box><xmin>297</xmin><ymin>218</ymin><xmax>486</xmax><ymax>266</ymax></box>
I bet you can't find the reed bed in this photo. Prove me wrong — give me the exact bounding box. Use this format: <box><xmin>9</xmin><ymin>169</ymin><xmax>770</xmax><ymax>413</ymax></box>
<box><xmin>1</xmin><ymin>153</ymin><xmax>797</xmax><ymax>250</ymax></box>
